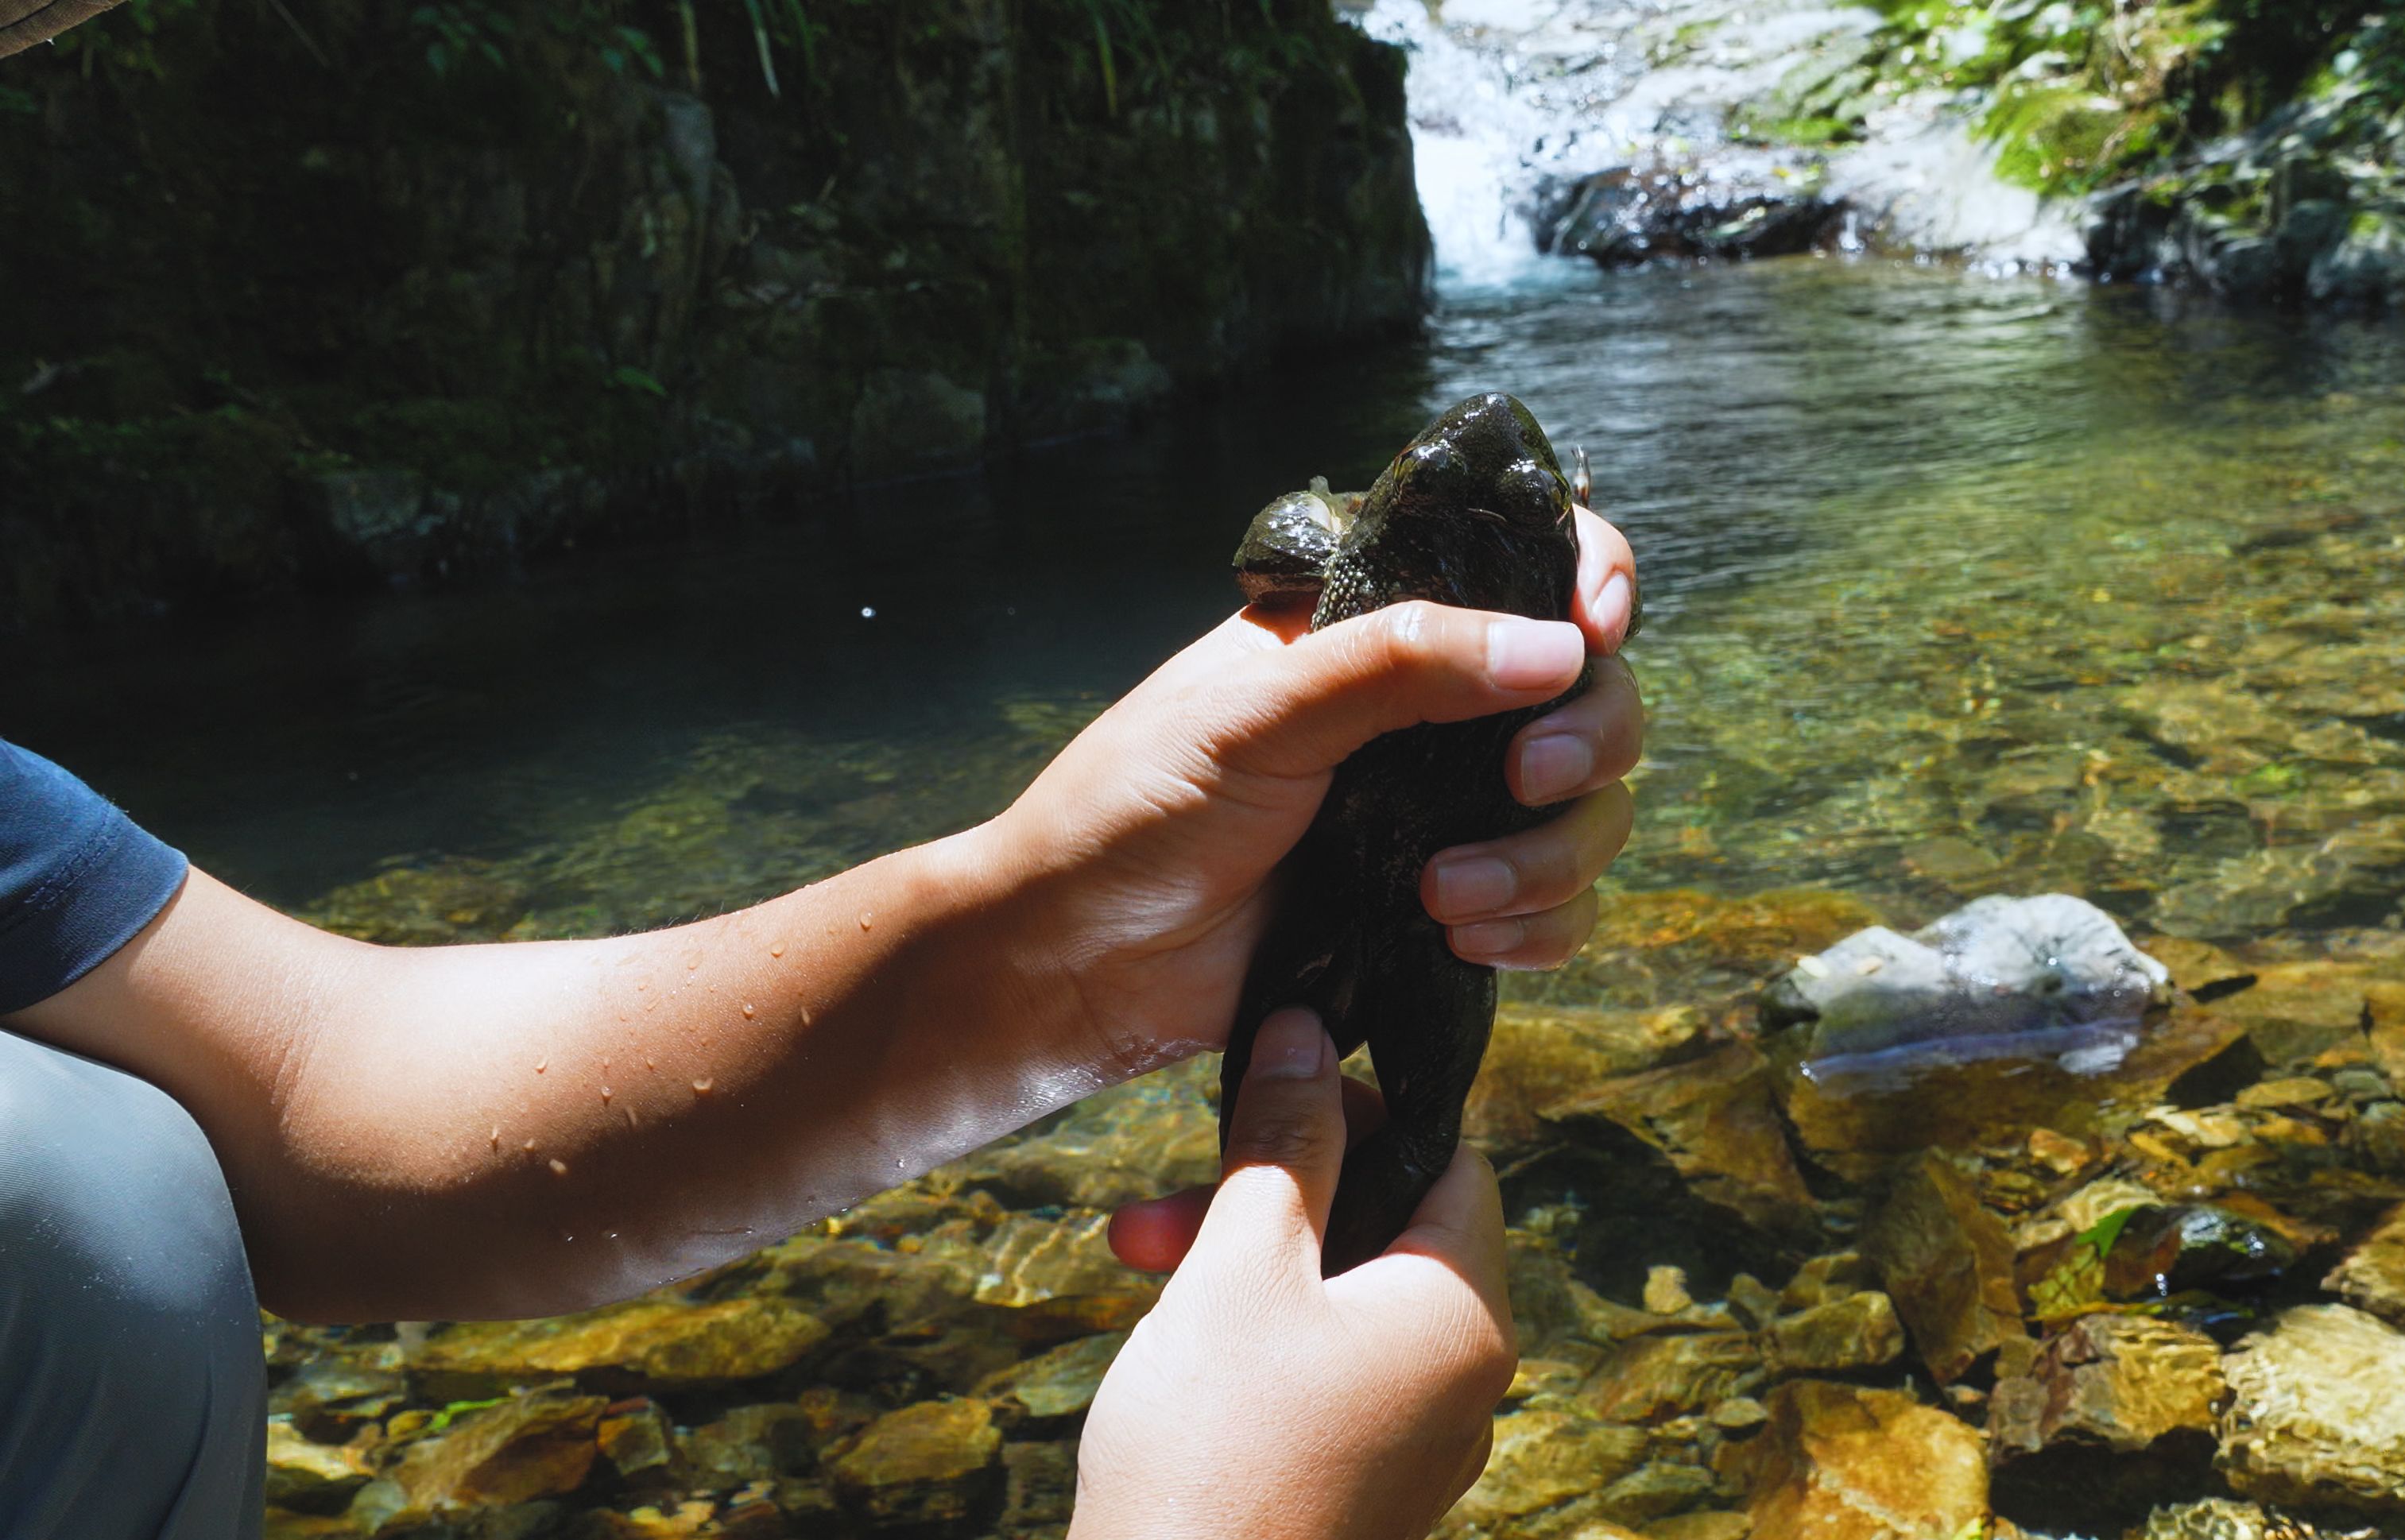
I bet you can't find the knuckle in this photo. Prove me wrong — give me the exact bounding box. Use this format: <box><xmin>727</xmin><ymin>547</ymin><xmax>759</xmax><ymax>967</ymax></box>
<box><xmin>1228</xmin><ymin>1105</ymin><xmax>1331</xmax><ymax>1170</ymax></box>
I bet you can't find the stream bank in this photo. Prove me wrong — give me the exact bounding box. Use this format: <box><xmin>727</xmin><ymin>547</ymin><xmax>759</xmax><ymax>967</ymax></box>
<box><xmin>0</xmin><ymin>0</ymin><xmax>1428</xmax><ymax>631</ymax></box>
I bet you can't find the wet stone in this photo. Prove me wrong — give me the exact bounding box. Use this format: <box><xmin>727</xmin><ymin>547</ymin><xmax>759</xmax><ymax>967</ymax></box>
<box><xmin>1443</xmin><ymin>1408</ymin><xmax>1648</xmax><ymax>1531</ymax></box>
<box><xmin>1762</xmin><ymin>1291</ymin><xmax>1906</xmax><ymax>1376</ymax></box>
<box><xmin>1777</xmin><ymin>1253</ymin><xmax>1872</xmax><ymax>1314</ymax></box>
<box><xmin>2128</xmin><ymin>1499</ymin><xmax>2274</xmax><ymax>1540</ymax></box>
<box><xmin>1760</xmin><ymin>893</ymin><xmax>2170</xmax><ymax>1066</ymax></box>
<box><xmin>594</xmin><ymin>1397</ymin><xmax>676</xmax><ymax>1483</ymax></box>
<box><xmin>963</xmin><ymin>1213</ymin><xmax>1160</xmax><ymax>1338</ymax></box>
<box><xmin>979</xmin><ymin>1329</ymin><xmax>1125</xmax><ymax>1420</ymax></box>
<box><xmin>999</xmin><ymin>1438</ymin><xmax>1079</xmax><ymax>1534</ymax></box>
<box><xmin>1645</xmin><ymin>1266</ymin><xmax>1696</xmax><ymax>1316</ymax></box>
<box><xmin>1725</xmin><ymin>1380</ymin><xmax>1988</xmax><ymax>1540</ymax></box>
<box><xmin>265</xmin><ymin>1418</ymin><xmax>372</xmax><ymax>1515</ymax></box>
<box><xmin>1584</xmin><ymin>1329</ymin><xmax>1764</xmax><ymax>1426</ymax></box>
<box><xmin>682</xmin><ymin>1403</ymin><xmax>815</xmax><ymax>1492</ymax></box>
<box><xmin>1648</xmin><ymin>1514</ymin><xmax>1752</xmax><ymax>1540</ymax></box>
<box><xmin>826</xmin><ymin>1396</ymin><xmax>1003</xmax><ymax>1530</ymax></box>
<box><xmin>1862</xmin><ymin>1153</ymin><xmax>2027</xmax><ymax>1383</ymax></box>
<box><xmin>369</xmin><ymin>1388</ymin><xmax>609</xmax><ymax>1520</ymax></box>
<box><xmin>2323</xmin><ymin>1202</ymin><xmax>2405</xmax><ymax>1326</ymax></box>
<box><xmin>407</xmin><ymin>1295</ymin><xmax>831</xmax><ymax>1399</ymax></box>
<box><xmin>1987</xmin><ymin>1314</ymin><xmax>2225</xmax><ymax>1526</ymax></box>
<box><xmin>2217</xmin><ymin>1305</ymin><xmax>2405</xmax><ymax>1516</ymax></box>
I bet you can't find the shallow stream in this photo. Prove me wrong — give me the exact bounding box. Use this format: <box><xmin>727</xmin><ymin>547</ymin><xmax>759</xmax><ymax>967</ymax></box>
<box><xmin>10</xmin><ymin>259</ymin><xmax>2405</xmax><ymax>1538</ymax></box>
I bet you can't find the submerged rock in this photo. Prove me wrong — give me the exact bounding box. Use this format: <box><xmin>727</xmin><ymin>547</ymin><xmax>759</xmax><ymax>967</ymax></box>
<box><xmin>2216</xmin><ymin>1305</ymin><xmax>2405</xmax><ymax>1516</ymax></box>
<box><xmin>1987</xmin><ymin>1314</ymin><xmax>2225</xmax><ymax>1526</ymax></box>
<box><xmin>2322</xmin><ymin>1202</ymin><xmax>2405</xmax><ymax>1327</ymax></box>
<box><xmin>1761</xmin><ymin>1291</ymin><xmax>1906</xmax><ymax>1377</ymax></box>
<box><xmin>1761</xmin><ymin>893</ymin><xmax>2171</xmax><ymax>1072</ymax></box>
<box><xmin>1443</xmin><ymin>1407</ymin><xmax>1648</xmax><ymax>1533</ymax></box>
<box><xmin>1861</xmin><ymin>1153</ymin><xmax>2027</xmax><ymax>1384</ymax></box>
<box><xmin>407</xmin><ymin>1295</ymin><xmax>830</xmax><ymax>1399</ymax></box>
<box><xmin>826</xmin><ymin>1397</ymin><xmax>1003</xmax><ymax>1531</ymax></box>
<box><xmin>1725</xmin><ymin>1380</ymin><xmax>1988</xmax><ymax>1540</ymax></box>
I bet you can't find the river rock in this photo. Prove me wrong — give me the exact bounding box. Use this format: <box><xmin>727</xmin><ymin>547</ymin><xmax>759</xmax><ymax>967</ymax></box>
<box><xmin>962</xmin><ymin>1213</ymin><xmax>1160</xmax><ymax>1340</ymax></box>
<box><xmin>2216</xmin><ymin>1304</ymin><xmax>2405</xmax><ymax>1515</ymax></box>
<box><xmin>1467</xmin><ymin>1004</ymin><xmax>1710</xmax><ymax>1155</ymax></box>
<box><xmin>1861</xmin><ymin>1153</ymin><xmax>2028</xmax><ymax>1383</ymax></box>
<box><xmin>1761</xmin><ymin>1292</ymin><xmax>1905</xmax><ymax>1376</ymax></box>
<box><xmin>595</xmin><ymin>1398</ymin><xmax>676</xmax><ymax>1484</ymax></box>
<box><xmin>1986</xmin><ymin>1314</ymin><xmax>2225</xmax><ymax>1525</ymax></box>
<box><xmin>1536</xmin><ymin>157</ymin><xmax>1840</xmax><ymax>266</ymax></box>
<box><xmin>1538</xmin><ymin>1040</ymin><xmax>1820</xmax><ymax>1240</ymax></box>
<box><xmin>1000</xmin><ymin>1438</ymin><xmax>1079</xmax><ymax>1535</ymax></box>
<box><xmin>408</xmin><ymin>1295</ymin><xmax>830</xmax><ymax>1400</ymax></box>
<box><xmin>980</xmin><ymin>1330</ymin><xmax>1125</xmax><ymax>1421</ymax></box>
<box><xmin>827</xmin><ymin>1397</ymin><xmax>1003</xmax><ymax>1530</ymax></box>
<box><xmin>2322</xmin><ymin>1202</ymin><xmax>2405</xmax><ymax>1326</ymax></box>
<box><xmin>265</xmin><ymin>1418</ymin><xmax>373</xmax><ymax>1515</ymax></box>
<box><xmin>1725</xmin><ymin>1380</ymin><xmax>1988</xmax><ymax>1540</ymax></box>
<box><xmin>2126</xmin><ymin>1498</ymin><xmax>2279</xmax><ymax>1540</ymax></box>
<box><xmin>1761</xmin><ymin>894</ymin><xmax>2170</xmax><ymax>1070</ymax></box>
<box><xmin>1585</xmin><ymin>1329</ymin><xmax>1765</xmax><ymax>1426</ymax></box>
<box><xmin>1442</xmin><ymin>1407</ymin><xmax>1648</xmax><ymax>1532</ymax></box>
<box><xmin>364</xmin><ymin>1389</ymin><xmax>609</xmax><ymax>1523</ymax></box>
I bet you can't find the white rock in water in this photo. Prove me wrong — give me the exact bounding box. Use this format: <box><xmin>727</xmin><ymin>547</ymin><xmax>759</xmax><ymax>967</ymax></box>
<box><xmin>1761</xmin><ymin>893</ymin><xmax>2171</xmax><ymax>1070</ymax></box>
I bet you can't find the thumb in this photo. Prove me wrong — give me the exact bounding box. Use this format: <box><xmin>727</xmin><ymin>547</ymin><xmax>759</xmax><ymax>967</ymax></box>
<box><xmin>1184</xmin><ymin>1007</ymin><xmax>1345</xmax><ymax>1284</ymax></box>
<box><xmin>1217</xmin><ymin>602</ymin><xmax>1586</xmax><ymax>784</ymax></box>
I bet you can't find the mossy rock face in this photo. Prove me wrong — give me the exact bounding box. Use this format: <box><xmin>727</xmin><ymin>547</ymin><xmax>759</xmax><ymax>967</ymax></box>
<box><xmin>0</xmin><ymin>0</ymin><xmax>1428</xmax><ymax>630</ymax></box>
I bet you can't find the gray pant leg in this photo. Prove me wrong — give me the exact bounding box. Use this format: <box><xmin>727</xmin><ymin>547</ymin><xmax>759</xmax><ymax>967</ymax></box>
<box><xmin>0</xmin><ymin>1029</ymin><xmax>265</xmax><ymax>1540</ymax></box>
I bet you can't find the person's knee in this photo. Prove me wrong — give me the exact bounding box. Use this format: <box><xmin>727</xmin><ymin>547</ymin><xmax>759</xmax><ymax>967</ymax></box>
<box><xmin>0</xmin><ymin>1031</ymin><xmax>264</xmax><ymax>1538</ymax></box>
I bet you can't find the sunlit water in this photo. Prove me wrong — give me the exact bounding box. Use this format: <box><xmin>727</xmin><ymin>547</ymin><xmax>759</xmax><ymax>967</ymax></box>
<box><xmin>12</xmin><ymin>261</ymin><xmax>2403</xmax><ymax>954</ymax></box>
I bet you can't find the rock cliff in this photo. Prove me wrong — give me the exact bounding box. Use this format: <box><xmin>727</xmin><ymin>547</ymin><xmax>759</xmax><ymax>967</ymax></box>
<box><xmin>0</xmin><ymin>0</ymin><xmax>1429</xmax><ymax>629</ymax></box>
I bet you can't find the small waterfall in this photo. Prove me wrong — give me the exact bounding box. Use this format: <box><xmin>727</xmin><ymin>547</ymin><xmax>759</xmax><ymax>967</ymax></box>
<box><xmin>1354</xmin><ymin>0</ymin><xmax>2084</xmax><ymax>288</ymax></box>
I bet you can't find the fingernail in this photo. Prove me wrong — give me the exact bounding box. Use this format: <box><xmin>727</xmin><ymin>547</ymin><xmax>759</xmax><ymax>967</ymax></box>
<box><xmin>1432</xmin><ymin>855</ymin><xmax>1515</xmax><ymax>918</ymax></box>
<box><xmin>1453</xmin><ymin>918</ymin><xmax>1525</xmax><ymax>961</ymax></box>
<box><xmin>1519</xmin><ymin>733</ymin><xmax>1593</xmax><ymax>803</ymax></box>
<box><xmin>1487</xmin><ymin>617</ymin><xmax>1582</xmax><ymax>691</ymax></box>
<box><xmin>1251</xmin><ymin>1008</ymin><xmax>1329</xmax><ymax>1081</ymax></box>
<box><xmin>1594</xmin><ymin>572</ymin><xmax>1632</xmax><ymax>654</ymax></box>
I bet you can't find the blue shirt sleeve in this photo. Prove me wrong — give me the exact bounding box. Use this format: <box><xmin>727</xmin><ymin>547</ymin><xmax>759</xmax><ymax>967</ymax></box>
<box><xmin>0</xmin><ymin>739</ymin><xmax>188</xmax><ymax>1015</ymax></box>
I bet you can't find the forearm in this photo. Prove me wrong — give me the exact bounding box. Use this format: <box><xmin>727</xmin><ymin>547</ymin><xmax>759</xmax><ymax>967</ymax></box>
<box><xmin>11</xmin><ymin>822</ymin><xmax>1094</xmax><ymax>1321</ymax></box>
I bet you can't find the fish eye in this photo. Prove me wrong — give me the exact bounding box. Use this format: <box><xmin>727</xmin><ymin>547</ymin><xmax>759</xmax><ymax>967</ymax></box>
<box><xmin>1493</xmin><ymin>458</ymin><xmax>1565</xmax><ymax>527</ymax></box>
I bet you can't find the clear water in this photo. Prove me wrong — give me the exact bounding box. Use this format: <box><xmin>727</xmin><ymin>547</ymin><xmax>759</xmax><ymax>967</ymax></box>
<box><xmin>12</xmin><ymin>260</ymin><xmax>2403</xmax><ymax>952</ymax></box>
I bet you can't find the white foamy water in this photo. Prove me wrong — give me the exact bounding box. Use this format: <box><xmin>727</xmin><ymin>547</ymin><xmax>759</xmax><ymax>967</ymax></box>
<box><xmin>1354</xmin><ymin>0</ymin><xmax>2085</xmax><ymax>285</ymax></box>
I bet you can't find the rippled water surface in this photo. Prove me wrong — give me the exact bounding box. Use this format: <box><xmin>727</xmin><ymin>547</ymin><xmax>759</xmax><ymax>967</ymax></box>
<box><xmin>14</xmin><ymin>261</ymin><xmax>2404</xmax><ymax>947</ymax></box>
<box><xmin>12</xmin><ymin>259</ymin><xmax>2405</xmax><ymax>1538</ymax></box>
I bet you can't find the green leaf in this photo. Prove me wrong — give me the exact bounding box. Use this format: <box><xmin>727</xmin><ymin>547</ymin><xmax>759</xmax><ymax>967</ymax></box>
<box><xmin>610</xmin><ymin>366</ymin><xmax>668</xmax><ymax>398</ymax></box>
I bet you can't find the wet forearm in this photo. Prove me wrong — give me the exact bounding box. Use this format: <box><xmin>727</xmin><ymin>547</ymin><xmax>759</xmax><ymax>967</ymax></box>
<box><xmin>14</xmin><ymin>827</ymin><xmax>1096</xmax><ymax>1322</ymax></box>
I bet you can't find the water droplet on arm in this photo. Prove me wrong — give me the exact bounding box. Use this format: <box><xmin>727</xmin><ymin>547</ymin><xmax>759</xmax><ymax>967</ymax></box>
<box><xmin>858</xmin><ymin>912</ymin><xmax>873</xmax><ymax>932</ymax></box>
<box><xmin>692</xmin><ymin>1077</ymin><xmax>715</xmax><ymax>1096</ymax></box>
<box><xmin>742</xmin><ymin>1002</ymin><xmax>757</xmax><ymax>1020</ymax></box>
<box><xmin>548</xmin><ymin>1158</ymin><xmax>570</xmax><ymax>1177</ymax></box>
